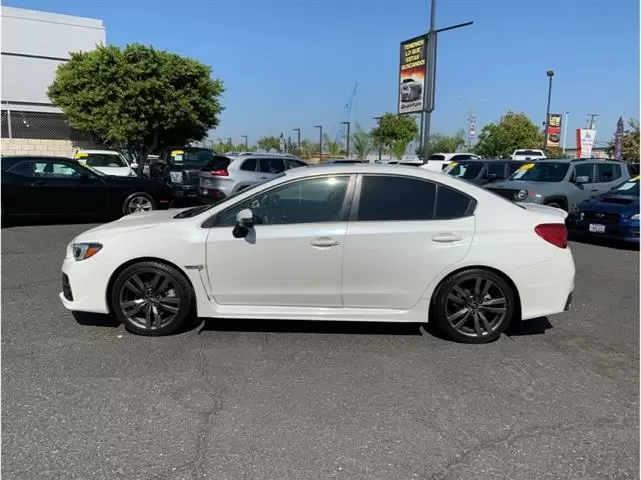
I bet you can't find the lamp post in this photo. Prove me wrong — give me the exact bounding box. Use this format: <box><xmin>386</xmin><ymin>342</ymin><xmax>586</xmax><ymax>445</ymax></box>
<box><xmin>373</xmin><ymin>116</ymin><xmax>383</xmax><ymax>162</ymax></box>
<box><xmin>314</xmin><ymin>125</ymin><xmax>323</xmax><ymax>161</ymax></box>
<box><xmin>292</xmin><ymin>128</ymin><xmax>301</xmax><ymax>149</ymax></box>
<box><xmin>543</xmin><ymin>70</ymin><xmax>554</xmax><ymax>149</ymax></box>
<box><xmin>227</xmin><ymin>137</ymin><xmax>233</xmax><ymax>149</ymax></box>
<box><xmin>241</xmin><ymin>135</ymin><xmax>248</xmax><ymax>149</ymax></box>
<box><xmin>341</xmin><ymin>121</ymin><xmax>351</xmax><ymax>158</ymax></box>
<box><xmin>562</xmin><ymin>112</ymin><xmax>570</xmax><ymax>154</ymax></box>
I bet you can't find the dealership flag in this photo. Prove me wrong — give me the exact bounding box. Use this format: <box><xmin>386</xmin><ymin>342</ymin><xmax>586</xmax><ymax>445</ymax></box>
<box><xmin>614</xmin><ymin>116</ymin><xmax>624</xmax><ymax>160</ymax></box>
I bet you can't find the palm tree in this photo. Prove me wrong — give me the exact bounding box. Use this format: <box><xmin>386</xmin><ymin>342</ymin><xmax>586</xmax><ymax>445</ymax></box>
<box><xmin>324</xmin><ymin>133</ymin><xmax>342</xmax><ymax>158</ymax></box>
<box><xmin>351</xmin><ymin>123</ymin><xmax>372</xmax><ymax>161</ymax></box>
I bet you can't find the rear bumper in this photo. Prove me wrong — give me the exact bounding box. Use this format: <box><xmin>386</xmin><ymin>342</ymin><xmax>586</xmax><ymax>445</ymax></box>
<box><xmin>199</xmin><ymin>188</ymin><xmax>228</xmax><ymax>204</ymax></box>
<box><xmin>169</xmin><ymin>185</ymin><xmax>199</xmax><ymax>198</ymax></box>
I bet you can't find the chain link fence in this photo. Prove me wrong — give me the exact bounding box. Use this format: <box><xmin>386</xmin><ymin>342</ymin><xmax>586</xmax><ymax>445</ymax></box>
<box><xmin>0</xmin><ymin>109</ymin><xmax>92</xmax><ymax>142</ymax></box>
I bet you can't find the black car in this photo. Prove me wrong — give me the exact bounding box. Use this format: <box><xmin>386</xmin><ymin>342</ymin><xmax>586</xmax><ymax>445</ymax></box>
<box><xmin>149</xmin><ymin>146</ymin><xmax>217</xmax><ymax>199</ymax></box>
<box><xmin>1</xmin><ymin>156</ymin><xmax>173</xmax><ymax>221</ymax></box>
<box><xmin>444</xmin><ymin>159</ymin><xmax>527</xmax><ymax>186</ymax></box>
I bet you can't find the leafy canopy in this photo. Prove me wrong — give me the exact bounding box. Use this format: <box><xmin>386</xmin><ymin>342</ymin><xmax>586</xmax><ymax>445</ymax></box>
<box><xmin>417</xmin><ymin>130</ymin><xmax>466</xmax><ymax>157</ymax></box>
<box><xmin>256</xmin><ymin>136</ymin><xmax>282</xmax><ymax>152</ymax></box>
<box><xmin>370</xmin><ymin>113</ymin><xmax>418</xmax><ymax>160</ymax></box>
<box><xmin>473</xmin><ymin>111</ymin><xmax>543</xmax><ymax>159</ymax></box>
<box><xmin>351</xmin><ymin>123</ymin><xmax>373</xmax><ymax>161</ymax></box>
<box><xmin>48</xmin><ymin>43</ymin><xmax>224</xmax><ymax>164</ymax></box>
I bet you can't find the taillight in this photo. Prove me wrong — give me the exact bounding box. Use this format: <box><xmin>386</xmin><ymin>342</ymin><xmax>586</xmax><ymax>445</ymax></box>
<box><xmin>207</xmin><ymin>169</ymin><xmax>228</xmax><ymax>176</ymax></box>
<box><xmin>534</xmin><ymin>223</ymin><xmax>568</xmax><ymax>249</ymax></box>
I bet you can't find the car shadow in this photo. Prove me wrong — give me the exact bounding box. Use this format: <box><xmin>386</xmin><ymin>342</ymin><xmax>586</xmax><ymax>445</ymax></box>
<box><xmin>569</xmin><ymin>232</ymin><xmax>639</xmax><ymax>251</ymax></box>
<box><xmin>2</xmin><ymin>217</ymin><xmax>104</xmax><ymax>229</ymax></box>
<box><xmin>72</xmin><ymin>311</ymin><xmax>120</xmax><ymax>328</ymax></box>
<box><xmin>505</xmin><ymin>317</ymin><xmax>553</xmax><ymax>337</ymax></box>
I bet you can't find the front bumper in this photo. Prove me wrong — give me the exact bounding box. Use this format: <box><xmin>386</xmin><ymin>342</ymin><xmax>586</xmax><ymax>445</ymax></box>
<box><xmin>59</xmin><ymin>256</ymin><xmax>111</xmax><ymax>314</ymax></box>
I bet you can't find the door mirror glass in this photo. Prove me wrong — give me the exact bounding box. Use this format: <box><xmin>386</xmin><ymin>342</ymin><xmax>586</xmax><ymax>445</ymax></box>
<box><xmin>575</xmin><ymin>175</ymin><xmax>590</xmax><ymax>184</ymax></box>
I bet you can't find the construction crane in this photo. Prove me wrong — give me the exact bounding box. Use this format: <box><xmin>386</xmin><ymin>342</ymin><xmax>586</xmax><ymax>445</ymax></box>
<box><xmin>330</xmin><ymin>82</ymin><xmax>358</xmax><ymax>147</ymax></box>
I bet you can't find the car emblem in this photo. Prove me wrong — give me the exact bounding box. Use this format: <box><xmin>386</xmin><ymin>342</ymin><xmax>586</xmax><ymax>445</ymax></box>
<box><xmin>596</xmin><ymin>213</ymin><xmax>604</xmax><ymax>218</ymax></box>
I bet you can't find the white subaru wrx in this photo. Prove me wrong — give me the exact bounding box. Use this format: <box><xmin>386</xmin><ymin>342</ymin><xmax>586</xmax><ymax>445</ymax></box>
<box><xmin>60</xmin><ymin>164</ymin><xmax>575</xmax><ymax>344</ymax></box>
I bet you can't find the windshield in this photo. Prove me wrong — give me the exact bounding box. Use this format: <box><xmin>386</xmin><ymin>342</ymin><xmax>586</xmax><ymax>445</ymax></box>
<box><xmin>508</xmin><ymin>162</ymin><xmax>569</xmax><ymax>182</ymax></box>
<box><xmin>514</xmin><ymin>150</ymin><xmax>544</xmax><ymax>156</ymax></box>
<box><xmin>445</xmin><ymin>161</ymin><xmax>483</xmax><ymax>179</ymax></box>
<box><xmin>167</xmin><ymin>149</ymin><xmax>215</xmax><ymax>165</ymax></box>
<box><xmin>77</xmin><ymin>162</ymin><xmax>107</xmax><ymax>177</ymax></box>
<box><xmin>78</xmin><ymin>153</ymin><xmax>128</xmax><ymax>168</ymax></box>
<box><xmin>609</xmin><ymin>176</ymin><xmax>640</xmax><ymax>196</ymax></box>
<box><xmin>174</xmin><ymin>172</ymin><xmax>286</xmax><ymax>219</ymax></box>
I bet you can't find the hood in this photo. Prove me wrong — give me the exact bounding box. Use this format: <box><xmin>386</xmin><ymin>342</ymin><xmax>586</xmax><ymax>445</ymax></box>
<box><xmin>73</xmin><ymin>208</ymin><xmax>190</xmax><ymax>242</ymax></box>
<box><xmin>488</xmin><ymin>180</ymin><xmax>558</xmax><ymax>190</ymax></box>
<box><xmin>580</xmin><ymin>194</ymin><xmax>640</xmax><ymax>215</ymax></box>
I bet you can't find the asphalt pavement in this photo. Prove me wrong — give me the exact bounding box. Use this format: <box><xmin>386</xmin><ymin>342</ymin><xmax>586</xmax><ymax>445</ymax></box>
<box><xmin>1</xmin><ymin>222</ymin><xmax>639</xmax><ymax>480</ymax></box>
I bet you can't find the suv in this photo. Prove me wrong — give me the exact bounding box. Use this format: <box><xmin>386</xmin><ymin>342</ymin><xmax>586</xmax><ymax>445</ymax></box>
<box><xmin>149</xmin><ymin>147</ymin><xmax>217</xmax><ymax>199</ymax></box>
<box><xmin>511</xmin><ymin>149</ymin><xmax>547</xmax><ymax>161</ymax></box>
<box><xmin>485</xmin><ymin>159</ymin><xmax>632</xmax><ymax>211</ymax></box>
<box><xmin>444</xmin><ymin>159</ymin><xmax>527</xmax><ymax>186</ymax></box>
<box><xmin>199</xmin><ymin>154</ymin><xmax>308</xmax><ymax>203</ymax></box>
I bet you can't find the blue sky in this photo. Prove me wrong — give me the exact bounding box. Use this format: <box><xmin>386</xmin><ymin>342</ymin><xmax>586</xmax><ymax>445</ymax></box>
<box><xmin>7</xmin><ymin>0</ymin><xmax>640</xmax><ymax>147</ymax></box>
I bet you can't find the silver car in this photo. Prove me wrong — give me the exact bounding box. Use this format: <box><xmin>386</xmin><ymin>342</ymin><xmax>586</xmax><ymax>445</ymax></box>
<box><xmin>199</xmin><ymin>154</ymin><xmax>308</xmax><ymax>203</ymax></box>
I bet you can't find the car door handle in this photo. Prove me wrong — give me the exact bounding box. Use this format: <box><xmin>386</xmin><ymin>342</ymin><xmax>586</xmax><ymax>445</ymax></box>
<box><xmin>432</xmin><ymin>233</ymin><xmax>462</xmax><ymax>243</ymax></box>
<box><xmin>259</xmin><ymin>176</ymin><xmax>270</xmax><ymax>180</ymax></box>
<box><xmin>310</xmin><ymin>237</ymin><xmax>340</xmax><ymax>247</ymax></box>
<box><xmin>590</xmin><ymin>188</ymin><xmax>599</xmax><ymax>192</ymax></box>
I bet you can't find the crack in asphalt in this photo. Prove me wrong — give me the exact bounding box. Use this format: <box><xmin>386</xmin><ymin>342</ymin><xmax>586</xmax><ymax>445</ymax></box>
<box><xmin>427</xmin><ymin>417</ymin><xmax>629</xmax><ymax>480</ymax></box>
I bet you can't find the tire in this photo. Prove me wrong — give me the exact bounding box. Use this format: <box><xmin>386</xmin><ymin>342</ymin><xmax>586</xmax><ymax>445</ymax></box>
<box><xmin>545</xmin><ymin>200</ymin><xmax>566</xmax><ymax>211</ymax></box>
<box><xmin>110</xmin><ymin>261</ymin><xmax>195</xmax><ymax>336</ymax></box>
<box><xmin>431</xmin><ymin>269</ymin><xmax>516</xmax><ymax>344</ymax></box>
<box><xmin>122</xmin><ymin>192</ymin><xmax>156</xmax><ymax>215</ymax></box>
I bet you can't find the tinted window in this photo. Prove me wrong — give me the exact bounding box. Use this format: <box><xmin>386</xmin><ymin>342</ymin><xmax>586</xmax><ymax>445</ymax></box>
<box><xmin>217</xmin><ymin>175</ymin><xmax>350</xmax><ymax>226</ymax></box>
<box><xmin>446</xmin><ymin>162</ymin><xmax>483</xmax><ymax>179</ymax></box>
<box><xmin>507</xmin><ymin>162</ymin><xmax>525</xmax><ymax>174</ymax></box>
<box><xmin>203</xmin><ymin>156</ymin><xmax>231</xmax><ymax>172</ymax></box>
<box><xmin>627</xmin><ymin>163</ymin><xmax>640</xmax><ymax>176</ymax></box>
<box><xmin>451</xmin><ymin>154</ymin><xmax>475</xmax><ymax>161</ymax></box>
<box><xmin>7</xmin><ymin>161</ymin><xmax>36</xmax><ymax>177</ymax></box>
<box><xmin>596</xmin><ymin>163</ymin><xmax>621</xmax><ymax>182</ymax></box>
<box><xmin>287</xmin><ymin>159</ymin><xmax>307</xmax><ymax>169</ymax></box>
<box><xmin>258</xmin><ymin>157</ymin><xmax>286</xmax><ymax>174</ymax></box>
<box><xmin>509</xmin><ymin>162</ymin><xmax>569</xmax><ymax>182</ymax></box>
<box><xmin>487</xmin><ymin>162</ymin><xmax>506</xmax><ymax>179</ymax></box>
<box><xmin>427</xmin><ymin>154</ymin><xmax>446</xmax><ymax>161</ymax></box>
<box><xmin>357</xmin><ymin>176</ymin><xmax>436</xmax><ymax>221</ymax></box>
<box><xmin>435</xmin><ymin>185</ymin><xmax>473</xmax><ymax>219</ymax></box>
<box><xmin>514</xmin><ymin>150</ymin><xmax>543</xmax><ymax>156</ymax></box>
<box><xmin>240</xmin><ymin>158</ymin><xmax>258</xmax><ymax>171</ymax></box>
<box><xmin>168</xmin><ymin>149</ymin><xmax>214</xmax><ymax>165</ymax></box>
<box><xmin>573</xmin><ymin>164</ymin><xmax>595</xmax><ymax>183</ymax></box>
<box><xmin>609</xmin><ymin>177</ymin><xmax>639</xmax><ymax>196</ymax></box>
<box><xmin>79</xmin><ymin>153</ymin><xmax>127</xmax><ymax>168</ymax></box>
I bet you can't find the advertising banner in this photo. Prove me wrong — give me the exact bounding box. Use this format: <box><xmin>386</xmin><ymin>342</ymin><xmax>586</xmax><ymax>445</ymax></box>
<box><xmin>614</xmin><ymin>116</ymin><xmax>624</xmax><ymax>160</ymax></box>
<box><xmin>398</xmin><ymin>35</ymin><xmax>428</xmax><ymax>115</ymax></box>
<box><xmin>545</xmin><ymin>113</ymin><xmax>562</xmax><ymax>148</ymax></box>
<box><xmin>576</xmin><ymin>128</ymin><xmax>597</xmax><ymax>158</ymax></box>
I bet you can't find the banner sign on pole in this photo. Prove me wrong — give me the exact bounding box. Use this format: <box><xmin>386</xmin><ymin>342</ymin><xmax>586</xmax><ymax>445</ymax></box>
<box><xmin>576</xmin><ymin>128</ymin><xmax>597</xmax><ymax>158</ymax></box>
<box><xmin>398</xmin><ymin>35</ymin><xmax>428</xmax><ymax>115</ymax></box>
<box><xmin>545</xmin><ymin>113</ymin><xmax>562</xmax><ymax>148</ymax></box>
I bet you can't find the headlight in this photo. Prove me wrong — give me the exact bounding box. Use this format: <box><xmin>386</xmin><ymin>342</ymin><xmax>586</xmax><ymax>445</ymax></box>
<box><xmin>72</xmin><ymin>242</ymin><xmax>103</xmax><ymax>261</ymax></box>
<box><xmin>169</xmin><ymin>171</ymin><xmax>183</xmax><ymax>183</ymax></box>
<box><xmin>514</xmin><ymin>189</ymin><xmax>528</xmax><ymax>201</ymax></box>
<box><xmin>631</xmin><ymin>213</ymin><xmax>640</xmax><ymax>220</ymax></box>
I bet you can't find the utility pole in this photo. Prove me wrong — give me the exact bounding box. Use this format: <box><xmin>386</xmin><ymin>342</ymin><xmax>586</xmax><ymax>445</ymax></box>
<box><xmin>241</xmin><ymin>135</ymin><xmax>248</xmax><ymax>149</ymax></box>
<box><xmin>314</xmin><ymin>125</ymin><xmax>323</xmax><ymax>161</ymax></box>
<box><xmin>543</xmin><ymin>70</ymin><xmax>554</xmax><ymax>149</ymax></box>
<box><xmin>341</xmin><ymin>121</ymin><xmax>351</xmax><ymax>158</ymax></box>
<box><xmin>420</xmin><ymin>0</ymin><xmax>474</xmax><ymax>162</ymax></box>
<box><xmin>374</xmin><ymin>116</ymin><xmax>383</xmax><ymax>162</ymax></box>
<box><xmin>586</xmin><ymin>114</ymin><xmax>599</xmax><ymax>129</ymax></box>
<box><xmin>562</xmin><ymin>112</ymin><xmax>570</xmax><ymax>154</ymax></box>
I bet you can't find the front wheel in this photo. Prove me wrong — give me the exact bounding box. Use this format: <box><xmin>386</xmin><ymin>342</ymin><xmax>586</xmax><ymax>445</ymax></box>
<box><xmin>110</xmin><ymin>261</ymin><xmax>194</xmax><ymax>336</ymax></box>
<box><xmin>431</xmin><ymin>269</ymin><xmax>516</xmax><ymax>344</ymax></box>
<box><xmin>122</xmin><ymin>192</ymin><xmax>156</xmax><ymax>215</ymax></box>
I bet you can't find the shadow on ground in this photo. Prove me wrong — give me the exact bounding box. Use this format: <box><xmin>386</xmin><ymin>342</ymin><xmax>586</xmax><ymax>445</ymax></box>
<box><xmin>569</xmin><ymin>232</ymin><xmax>639</xmax><ymax>251</ymax></box>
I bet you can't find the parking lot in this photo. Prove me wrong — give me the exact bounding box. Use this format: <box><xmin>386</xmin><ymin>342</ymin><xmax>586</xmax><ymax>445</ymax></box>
<box><xmin>1</xmin><ymin>222</ymin><xmax>638</xmax><ymax>480</ymax></box>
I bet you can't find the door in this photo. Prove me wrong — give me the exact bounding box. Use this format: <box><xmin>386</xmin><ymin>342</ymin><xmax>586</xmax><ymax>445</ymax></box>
<box><xmin>257</xmin><ymin>157</ymin><xmax>287</xmax><ymax>182</ymax></box>
<box><xmin>342</xmin><ymin>175</ymin><xmax>476</xmax><ymax>309</ymax></box>
<box><xmin>568</xmin><ymin>163</ymin><xmax>598</xmax><ymax>208</ymax></box>
<box><xmin>206</xmin><ymin>174</ymin><xmax>354</xmax><ymax>307</ymax></box>
<box><xmin>30</xmin><ymin>160</ymin><xmax>108</xmax><ymax>216</ymax></box>
<box><xmin>593</xmin><ymin>163</ymin><xmax>624</xmax><ymax>195</ymax></box>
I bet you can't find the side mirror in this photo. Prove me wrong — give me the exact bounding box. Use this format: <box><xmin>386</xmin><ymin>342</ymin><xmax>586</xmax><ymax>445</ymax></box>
<box><xmin>575</xmin><ymin>176</ymin><xmax>590</xmax><ymax>184</ymax></box>
<box><xmin>131</xmin><ymin>162</ymin><xmax>139</xmax><ymax>169</ymax></box>
<box><xmin>232</xmin><ymin>208</ymin><xmax>254</xmax><ymax>238</ymax></box>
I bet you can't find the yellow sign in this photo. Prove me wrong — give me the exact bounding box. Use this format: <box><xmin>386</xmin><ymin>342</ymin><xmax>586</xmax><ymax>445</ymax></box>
<box><xmin>518</xmin><ymin>163</ymin><xmax>535</xmax><ymax>172</ymax></box>
<box><xmin>448</xmin><ymin>162</ymin><xmax>458</xmax><ymax>168</ymax></box>
<box><xmin>170</xmin><ymin>150</ymin><xmax>184</xmax><ymax>156</ymax></box>
<box><xmin>74</xmin><ymin>152</ymin><xmax>88</xmax><ymax>159</ymax></box>
<box><xmin>632</xmin><ymin>175</ymin><xmax>640</xmax><ymax>181</ymax></box>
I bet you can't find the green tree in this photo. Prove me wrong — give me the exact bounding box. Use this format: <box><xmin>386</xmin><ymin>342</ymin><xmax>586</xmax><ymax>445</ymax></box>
<box><xmin>324</xmin><ymin>133</ymin><xmax>342</xmax><ymax>158</ymax></box>
<box><xmin>298</xmin><ymin>139</ymin><xmax>316</xmax><ymax>160</ymax></box>
<box><xmin>606</xmin><ymin>118</ymin><xmax>640</xmax><ymax>161</ymax></box>
<box><xmin>473</xmin><ymin>111</ymin><xmax>543</xmax><ymax>159</ymax></box>
<box><xmin>257</xmin><ymin>136</ymin><xmax>281</xmax><ymax>151</ymax></box>
<box><xmin>351</xmin><ymin>123</ymin><xmax>372</xmax><ymax>161</ymax></box>
<box><xmin>416</xmin><ymin>130</ymin><xmax>466</xmax><ymax>157</ymax></box>
<box><xmin>48</xmin><ymin>43</ymin><xmax>224</xmax><ymax>172</ymax></box>
<box><xmin>370</xmin><ymin>113</ymin><xmax>418</xmax><ymax>160</ymax></box>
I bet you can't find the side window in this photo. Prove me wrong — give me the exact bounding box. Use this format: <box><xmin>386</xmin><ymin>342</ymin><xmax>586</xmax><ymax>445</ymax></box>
<box><xmin>435</xmin><ymin>185</ymin><xmax>474</xmax><ymax>220</ymax></box>
<box><xmin>7</xmin><ymin>161</ymin><xmax>36</xmax><ymax>177</ymax></box>
<box><xmin>287</xmin><ymin>159</ymin><xmax>307</xmax><ymax>169</ymax></box>
<box><xmin>357</xmin><ymin>176</ymin><xmax>436</xmax><ymax>221</ymax></box>
<box><xmin>217</xmin><ymin>175</ymin><xmax>350</xmax><ymax>227</ymax></box>
<box><xmin>627</xmin><ymin>163</ymin><xmax>640</xmax><ymax>177</ymax></box>
<box><xmin>507</xmin><ymin>162</ymin><xmax>524</xmax><ymax>175</ymax></box>
<box><xmin>573</xmin><ymin>164</ymin><xmax>595</xmax><ymax>183</ymax></box>
<box><xmin>240</xmin><ymin>158</ymin><xmax>258</xmax><ymax>171</ymax></box>
<box><xmin>258</xmin><ymin>157</ymin><xmax>286</xmax><ymax>174</ymax></box>
<box><xmin>596</xmin><ymin>164</ymin><xmax>621</xmax><ymax>183</ymax></box>
<box><xmin>487</xmin><ymin>162</ymin><xmax>506</xmax><ymax>179</ymax></box>
<box><xmin>33</xmin><ymin>161</ymin><xmax>82</xmax><ymax>178</ymax></box>
<box><xmin>451</xmin><ymin>154</ymin><xmax>472</xmax><ymax>161</ymax></box>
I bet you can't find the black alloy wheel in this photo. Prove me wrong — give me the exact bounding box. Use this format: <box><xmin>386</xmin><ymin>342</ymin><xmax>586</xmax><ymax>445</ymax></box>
<box><xmin>432</xmin><ymin>269</ymin><xmax>516</xmax><ymax>344</ymax></box>
<box><xmin>123</xmin><ymin>193</ymin><xmax>156</xmax><ymax>215</ymax></box>
<box><xmin>110</xmin><ymin>261</ymin><xmax>194</xmax><ymax>336</ymax></box>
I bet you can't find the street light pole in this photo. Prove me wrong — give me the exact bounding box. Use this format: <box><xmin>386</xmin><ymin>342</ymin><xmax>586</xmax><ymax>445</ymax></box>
<box><xmin>543</xmin><ymin>70</ymin><xmax>554</xmax><ymax>149</ymax></box>
<box><xmin>341</xmin><ymin>121</ymin><xmax>351</xmax><ymax>158</ymax></box>
<box><xmin>562</xmin><ymin>112</ymin><xmax>570</xmax><ymax>154</ymax></box>
<box><xmin>374</xmin><ymin>116</ymin><xmax>382</xmax><ymax>162</ymax></box>
<box><xmin>241</xmin><ymin>135</ymin><xmax>248</xmax><ymax>149</ymax></box>
<box><xmin>292</xmin><ymin>128</ymin><xmax>301</xmax><ymax>149</ymax></box>
<box><xmin>314</xmin><ymin>125</ymin><xmax>323</xmax><ymax>161</ymax></box>
<box><xmin>227</xmin><ymin>137</ymin><xmax>232</xmax><ymax>149</ymax></box>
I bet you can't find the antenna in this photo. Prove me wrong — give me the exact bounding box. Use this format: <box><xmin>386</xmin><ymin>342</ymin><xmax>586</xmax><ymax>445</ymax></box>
<box><xmin>586</xmin><ymin>114</ymin><xmax>599</xmax><ymax>129</ymax></box>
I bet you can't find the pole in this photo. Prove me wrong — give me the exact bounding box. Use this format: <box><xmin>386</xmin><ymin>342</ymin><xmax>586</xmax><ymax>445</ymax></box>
<box><xmin>242</xmin><ymin>135</ymin><xmax>248</xmax><ymax>149</ymax></box>
<box><xmin>6</xmin><ymin>104</ymin><xmax>12</xmax><ymax>139</ymax></box>
<box><xmin>314</xmin><ymin>125</ymin><xmax>323</xmax><ymax>160</ymax></box>
<box><xmin>586</xmin><ymin>114</ymin><xmax>598</xmax><ymax>129</ymax></box>
<box><xmin>374</xmin><ymin>116</ymin><xmax>382</xmax><ymax>162</ymax></box>
<box><xmin>421</xmin><ymin>0</ymin><xmax>436</xmax><ymax>160</ymax></box>
<box><xmin>341</xmin><ymin>121</ymin><xmax>351</xmax><ymax>158</ymax></box>
<box><xmin>543</xmin><ymin>71</ymin><xmax>553</xmax><ymax>149</ymax></box>
<box><xmin>418</xmin><ymin>113</ymin><xmax>424</xmax><ymax>159</ymax></box>
<box><xmin>293</xmin><ymin>128</ymin><xmax>301</xmax><ymax>149</ymax></box>
<box><xmin>562</xmin><ymin>112</ymin><xmax>570</xmax><ymax>154</ymax></box>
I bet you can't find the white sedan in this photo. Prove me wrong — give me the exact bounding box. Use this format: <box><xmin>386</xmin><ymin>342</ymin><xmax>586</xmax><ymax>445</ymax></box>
<box><xmin>60</xmin><ymin>164</ymin><xmax>575</xmax><ymax>344</ymax></box>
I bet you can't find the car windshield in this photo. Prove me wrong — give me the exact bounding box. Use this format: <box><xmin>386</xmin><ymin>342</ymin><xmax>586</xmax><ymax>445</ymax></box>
<box><xmin>609</xmin><ymin>176</ymin><xmax>640</xmax><ymax>196</ymax></box>
<box><xmin>514</xmin><ymin>150</ymin><xmax>543</xmax><ymax>156</ymax></box>
<box><xmin>167</xmin><ymin>149</ymin><xmax>215</xmax><ymax>165</ymax></box>
<box><xmin>445</xmin><ymin>161</ymin><xmax>483</xmax><ymax>179</ymax></box>
<box><xmin>508</xmin><ymin>162</ymin><xmax>569</xmax><ymax>182</ymax></box>
<box><xmin>173</xmin><ymin>172</ymin><xmax>287</xmax><ymax>219</ymax></box>
<box><xmin>77</xmin><ymin>162</ymin><xmax>107</xmax><ymax>177</ymax></box>
<box><xmin>79</xmin><ymin>153</ymin><xmax>127</xmax><ymax>168</ymax></box>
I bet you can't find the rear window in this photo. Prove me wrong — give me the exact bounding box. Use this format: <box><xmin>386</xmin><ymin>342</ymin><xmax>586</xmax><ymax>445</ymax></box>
<box><xmin>76</xmin><ymin>152</ymin><xmax>127</xmax><ymax>168</ymax></box>
<box><xmin>203</xmin><ymin>155</ymin><xmax>231</xmax><ymax>171</ymax></box>
<box><xmin>514</xmin><ymin>150</ymin><xmax>543</xmax><ymax>156</ymax></box>
<box><xmin>427</xmin><ymin>154</ymin><xmax>446</xmax><ymax>161</ymax></box>
<box><xmin>240</xmin><ymin>158</ymin><xmax>258</xmax><ymax>171</ymax></box>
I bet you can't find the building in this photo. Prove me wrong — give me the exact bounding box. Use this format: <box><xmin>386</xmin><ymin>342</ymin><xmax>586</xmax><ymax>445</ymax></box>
<box><xmin>1</xmin><ymin>6</ymin><xmax>105</xmax><ymax>156</ymax></box>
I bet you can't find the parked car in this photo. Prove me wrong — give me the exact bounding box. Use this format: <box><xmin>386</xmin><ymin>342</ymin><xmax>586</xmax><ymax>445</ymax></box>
<box><xmin>443</xmin><ymin>159</ymin><xmax>527</xmax><ymax>186</ymax></box>
<box><xmin>150</xmin><ymin>147</ymin><xmax>217</xmax><ymax>199</ymax></box>
<box><xmin>324</xmin><ymin>159</ymin><xmax>364</xmax><ymax>164</ymax></box>
<box><xmin>73</xmin><ymin>149</ymin><xmax>137</xmax><ymax>177</ymax></box>
<box><xmin>2</xmin><ymin>156</ymin><xmax>172</xmax><ymax>221</ymax></box>
<box><xmin>199</xmin><ymin>154</ymin><xmax>308</xmax><ymax>204</ymax></box>
<box><xmin>59</xmin><ymin>163</ymin><xmax>575</xmax><ymax>344</ymax></box>
<box><xmin>511</xmin><ymin>149</ymin><xmax>547</xmax><ymax>161</ymax></box>
<box><xmin>420</xmin><ymin>153</ymin><xmax>482</xmax><ymax>173</ymax></box>
<box><xmin>485</xmin><ymin>159</ymin><xmax>632</xmax><ymax>211</ymax></box>
<box><xmin>570</xmin><ymin>175</ymin><xmax>640</xmax><ymax>243</ymax></box>
<box><xmin>386</xmin><ymin>160</ymin><xmax>424</xmax><ymax>167</ymax></box>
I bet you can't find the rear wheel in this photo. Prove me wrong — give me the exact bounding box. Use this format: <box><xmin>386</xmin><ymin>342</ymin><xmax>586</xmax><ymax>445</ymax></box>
<box><xmin>545</xmin><ymin>200</ymin><xmax>566</xmax><ymax>211</ymax></box>
<box><xmin>122</xmin><ymin>192</ymin><xmax>155</xmax><ymax>215</ymax></box>
<box><xmin>431</xmin><ymin>269</ymin><xmax>516</xmax><ymax>344</ymax></box>
<box><xmin>110</xmin><ymin>261</ymin><xmax>194</xmax><ymax>336</ymax></box>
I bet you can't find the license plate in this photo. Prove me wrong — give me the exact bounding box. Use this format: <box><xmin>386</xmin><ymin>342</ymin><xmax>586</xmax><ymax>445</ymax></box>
<box><xmin>201</xmin><ymin>189</ymin><xmax>208</xmax><ymax>195</ymax></box>
<box><xmin>589</xmin><ymin>223</ymin><xmax>606</xmax><ymax>233</ymax></box>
